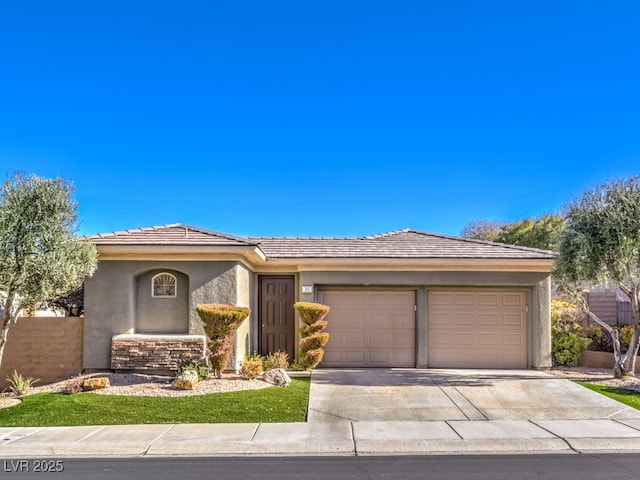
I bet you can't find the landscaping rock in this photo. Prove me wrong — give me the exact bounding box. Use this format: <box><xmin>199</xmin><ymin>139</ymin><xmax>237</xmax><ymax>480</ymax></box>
<box><xmin>172</xmin><ymin>370</ymin><xmax>199</xmax><ymax>390</ymax></box>
<box><xmin>83</xmin><ymin>377</ymin><xmax>111</xmax><ymax>391</ymax></box>
<box><xmin>262</xmin><ymin>368</ymin><xmax>291</xmax><ymax>387</ymax></box>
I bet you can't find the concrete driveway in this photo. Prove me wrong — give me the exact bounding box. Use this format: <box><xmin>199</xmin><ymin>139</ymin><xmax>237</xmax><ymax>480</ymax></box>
<box><xmin>307</xmin><ymin>369</ymin><xmax>640</xmax><ymax>422</ymax></box>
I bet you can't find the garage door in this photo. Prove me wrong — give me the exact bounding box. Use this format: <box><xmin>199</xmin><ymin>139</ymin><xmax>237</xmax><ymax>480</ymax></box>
<box><xmin>428</xmin><ymin>290</ymin><xmax>527</xmax><ymax>368</ymax></box>
<box><xmin>317</xmin><ymin>290</ymin><xmax>416</xmax><ymax>367</ymax></box>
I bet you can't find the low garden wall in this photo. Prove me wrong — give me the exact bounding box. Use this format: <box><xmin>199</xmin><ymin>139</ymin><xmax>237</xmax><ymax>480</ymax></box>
<box><xmin>111</xmin><ymin>334</ymin><xmax>207</xmax><ymax>373</ymax></box>
<box><xmin>578</xmin><ymin>350</ymin><xmax>640</xmax><ymax>374</ymax></box>
<box><xmin>0</xmin><ymin>316</ymin><xmax>83</xmax><ymax>389</ymax></box>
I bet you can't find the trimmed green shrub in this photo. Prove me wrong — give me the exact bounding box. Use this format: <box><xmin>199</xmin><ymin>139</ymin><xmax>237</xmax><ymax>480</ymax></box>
<box><xmin>176</xmin><ymin>359</ymin><xmax>210</xmax><ymax>381</ymax></box>
<box><xmin>299</xmin><ymin>332</ymin><xmax>330</xmax><ymax>352</ymax></box>
<box><xmin>294</xmin><ymin>302</ymin><xmax>331</xmax><ymax>325</ymax></box>
<box><xmin>240</xmin><ymin>353</ymin><xmax>264</xmax><ymax>380</ymax></box>
<box><xmin>294</xmin><ymin>302</ymin><xmax>330</xmax><ymax>370</ymax></box>
<box><xmin>196</xmin><ymin>303</ymin><xmax>251</xmax><ymax>378</ymax></box>
<box><xmin>262</xmin><ymin>351</ymin><xmax>290</xmax><ymax>371</ymax></box>
<box><xmin>551</xmin><ymin>299</ymin><xmax>590</xmax><ymax>366</ymax></box>
<box><xmin>299</xmin><ymin>320</ymin><xmax>328</xmax><ymax>337</ymax></box>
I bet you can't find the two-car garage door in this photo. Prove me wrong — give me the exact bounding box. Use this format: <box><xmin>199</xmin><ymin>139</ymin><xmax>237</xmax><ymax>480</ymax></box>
<box><xmin>317</xmin><ymin>289</ymin><xmax>527</xmax><ymax>369</ymax></box>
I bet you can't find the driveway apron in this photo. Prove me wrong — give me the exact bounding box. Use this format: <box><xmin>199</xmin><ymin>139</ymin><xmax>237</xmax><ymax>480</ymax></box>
<box><xmin>307</xmin><ymin>369</ymin><xmax>640</xmax><ymax>422</ymax></box>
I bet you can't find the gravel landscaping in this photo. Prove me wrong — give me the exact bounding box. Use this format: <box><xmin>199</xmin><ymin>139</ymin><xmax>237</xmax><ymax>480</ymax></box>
<box><xmin>548</xmin><ymin>366</ymin><xmax>640</xmax><ymax>393</ymax></box>
<box><xmin>0</xmin><ymin>371</ymin><xmax>273</xmax><ymax>408</ymax></box>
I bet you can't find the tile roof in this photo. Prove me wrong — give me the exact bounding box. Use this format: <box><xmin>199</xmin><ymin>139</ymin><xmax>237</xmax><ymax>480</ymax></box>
<box><xmin>249</xmin><ymin>229</ymin><xmax>554</xmax><ymax>259</ymax></box>
<box><xmin>88</xmin><ymin>224</ymin><xmax>257</xmax><ymax>247</ymax></box>
<box><xmin>88</xmin><ymin>225</ymin><xmax>554</xmax><ymax>260</ymax></box>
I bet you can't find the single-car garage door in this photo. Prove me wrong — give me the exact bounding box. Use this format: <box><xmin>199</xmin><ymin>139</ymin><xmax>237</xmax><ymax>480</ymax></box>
<box><xmin>428</xmin><ymin>290</ymin><xmax>527</xmax><ymax>368</ymax></box>
<box><xmin>317</xmin><ymin>290</ymin><xmax>416</xmax><ymax>367</ymax></box>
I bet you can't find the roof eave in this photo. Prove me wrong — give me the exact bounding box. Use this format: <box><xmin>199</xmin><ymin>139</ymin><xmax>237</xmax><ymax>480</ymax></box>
<box><xmin>259</xmin><ymin>257</ymin><xmax>554</xmax><ymax>273</ymax></box>
<box><xmin>95</xmin><ymin>244</ymin><xmax>267</xmax><ymax>265</ymax></box>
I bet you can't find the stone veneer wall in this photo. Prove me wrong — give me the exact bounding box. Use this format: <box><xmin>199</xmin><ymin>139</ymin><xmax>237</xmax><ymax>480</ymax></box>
<box><xmin>111</xmin><ymin>334</ymin><xmax>207</xmax><ymax>372</ymax></box>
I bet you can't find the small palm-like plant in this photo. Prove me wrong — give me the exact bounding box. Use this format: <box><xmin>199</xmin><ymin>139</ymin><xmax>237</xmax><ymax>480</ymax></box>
<box><xmin>6</xmin><ymin>370</ymin><xmax>39</xmax><ymax>396</ymax></box>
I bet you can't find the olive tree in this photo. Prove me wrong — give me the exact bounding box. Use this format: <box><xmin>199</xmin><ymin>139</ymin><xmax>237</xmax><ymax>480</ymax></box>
<box><xmin>554</xmin><ymin>177</ymin><xmax>640</xmax><ymax>377</ymax></box>
<box><xmin>0</xmin><ymin>173</ymin><xmax>97</xmax><ymax>367</ymax></box>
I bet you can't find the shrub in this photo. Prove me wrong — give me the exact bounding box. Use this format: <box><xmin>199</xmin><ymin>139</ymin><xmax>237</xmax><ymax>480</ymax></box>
<box><xmin>299</xmin><ymin>333</ymin><xmax>330</xmax><ymax>352</ymax></box>
<box><xmin>551</xmin><ymin>299</ymin><xmax>590</xmax><ymax>367</ymax></box>
<box><xmin>587</xmin><ymin>325</ymin><xmax>634</xmax><ymax>354</ymax></box>
<box><xmin>294</xmin><ymin>302</ymin><xmax>330</xmax><ymax>370</ymax></box>
<box><xmin>240</xmin><ymin>353</ymin><xmax>264</xmax><ymax>380</ymax></box>
<box><xmin>196</xmin><ymin>303</ymin><xmax>251</xmax><ymax>378</ymax></box>
<box><xmin>621</xmin><ymin>325</ymin><xmax>634</xmax><ymax>345</ymax></box>
<box><xmin>5</xmin><ymin>370</ymin><xmax>38</xmax><ymax>396</ymax></box>
<box><xmin>262</xmin><ymin>351</ymin><xmax>290</xmax><ymax>370</ymax></box>
<box><xmin>177</xmin><ymin>359</ymin><xmax>210</xmax><ymax>381</ymax></box>
<box><xmin>299</xmin><ymin>320</ymin><xmax>328</xmax><ymax>336</ymax></box>
<box><xmin>294</xmin><ymin>302</ymin><xmax>331</xmax><ymax>325</ymax></box>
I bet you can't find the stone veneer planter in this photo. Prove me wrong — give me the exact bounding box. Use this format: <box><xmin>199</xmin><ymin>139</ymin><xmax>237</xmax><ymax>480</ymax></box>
<box><xmin>111</xmin><ymin>334</ymin><xmax>207</xmax><ymax>373</ymax></box>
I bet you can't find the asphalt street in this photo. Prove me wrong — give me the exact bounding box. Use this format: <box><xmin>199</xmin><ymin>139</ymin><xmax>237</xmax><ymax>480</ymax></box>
<box><xmin>2</xmin><ymin>455</ymin><xmax>640</xmax><ymax>480</ymax></box>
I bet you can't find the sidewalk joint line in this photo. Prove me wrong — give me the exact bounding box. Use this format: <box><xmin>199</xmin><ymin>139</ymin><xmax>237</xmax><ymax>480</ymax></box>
<box><xmin>444</xmin><ymin>421</ymin><xmax>464</xmax><ymax>440</ymax></box>
<box><xmin>528</xmin><ymin>420</ymin><xmax>579</xmax><ymax>454</ymax></box>
<box><xmin>606</xmin><ymin>408</ymin><xmax>632</xmax><ymax>419</ymax></box>
<box><xmin>435</xmin><ymin>377</ymin><xmax>488</xmax><ymax>421</ymax></box>
<box><xmin>74</xmin><ymin>426</ymin><xmax>106</xmax><ymax>444</ymax></box>
<box><xmin>249</xmin><ymin>423</ymin><xmax>260</xmax><ymax>442</ymax></box>
<box><xmin>142</xmin><ymin>424</ymin><xmax>176</xmax><ymax>457</ymax></box>
<box><xmin>308</xmin><ymin>408</ymin><xmax>359</xmax><ymax>422</ymax></box>
<box><xmin>612</xmin><ymin>418</ymin><xmax>640</xmax><ymax>432</ymax></box>
<box><xmin>350</xmin><ymin>422</ymin><xmax>358</xmax><ymax>456</ymax></box>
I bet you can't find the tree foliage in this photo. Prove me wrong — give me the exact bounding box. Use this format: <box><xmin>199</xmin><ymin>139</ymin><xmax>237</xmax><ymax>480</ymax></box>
<box><xmin>461</xmin><ymin>214</ymin><xmax>564</xmax><ymax>251</ymax></box>
<box><xmin>45</xmin><ymin>283</ymin><xmax>85</xmax><ymax>317</ymax></box>
<box><xmin>554</xmin><ymin>177</ymin><xmax>640</xmax><ymax>377</ymax></box>
<box><xmin>459</xmin><ymin>220</ymin><xmax>506</xmax><ymax>242</ymax></box>
<box><xmin>0</xmin><ymin>173</ymin><xmax>98</xmax><ymax>366</ymax></box>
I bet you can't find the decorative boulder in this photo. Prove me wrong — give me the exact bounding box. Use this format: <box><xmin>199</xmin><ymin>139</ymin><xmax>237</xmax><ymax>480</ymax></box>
<box><xmin>262</xmin><ymin>368</ymin><xmax>291</xmax><ymax>387</ymax></box>
<box><xmin>83</xmin><ymin>377</ymin><xmax>111</xmax><ymax>391</ymax></box>
<box><xmin>172</xmin><ymin>370</ymin><xmax>199</xmax><ymax>390</ymax></box>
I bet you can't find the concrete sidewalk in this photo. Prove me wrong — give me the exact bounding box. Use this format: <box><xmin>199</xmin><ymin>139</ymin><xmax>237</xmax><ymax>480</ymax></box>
<box><xmin>2</xmin><ymin>419</ymin><xmax>640</xmax><ymax>457</ymax></box>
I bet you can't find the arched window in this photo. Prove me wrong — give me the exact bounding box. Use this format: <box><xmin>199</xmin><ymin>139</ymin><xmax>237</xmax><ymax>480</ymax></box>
<box><xmin>152</xmin><ymin>273</ymin><xmax>177</xmax><ymax>298</ymax></box>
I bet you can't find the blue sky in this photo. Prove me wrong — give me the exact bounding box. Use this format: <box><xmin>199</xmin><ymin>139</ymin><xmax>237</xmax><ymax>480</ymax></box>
<box><xmin>1</xmin><ymin>1</ymin><xmax>638</xmax><ymax>237</ymax></box>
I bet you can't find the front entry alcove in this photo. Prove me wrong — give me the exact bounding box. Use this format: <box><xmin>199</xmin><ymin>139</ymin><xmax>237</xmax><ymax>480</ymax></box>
<box><xmin>135</xmin><ymin>269</ymin><xmax>189</xmax><ymax>334</ymax></box>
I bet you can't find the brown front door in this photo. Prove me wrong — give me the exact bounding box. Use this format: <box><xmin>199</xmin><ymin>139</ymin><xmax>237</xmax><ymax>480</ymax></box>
<box><xmin>259</xmin><ymin>276</ymin><xmax>295</xmax><ymax>361</ymax></box>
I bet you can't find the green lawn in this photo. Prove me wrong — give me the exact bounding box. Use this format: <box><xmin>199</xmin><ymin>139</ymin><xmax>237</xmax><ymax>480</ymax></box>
<box><xmin>577</xmin><ymin>381</ymin><xmax>640</xmax><ymax>410</ymax></box>
<box><xmin>0</xmin><ymin>378</ymin><xmax>310</xmax><ymax>427</ymax></box>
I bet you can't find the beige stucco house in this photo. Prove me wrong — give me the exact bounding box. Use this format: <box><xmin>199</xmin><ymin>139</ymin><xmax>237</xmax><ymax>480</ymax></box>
<box><xmin>84</xmin><ymin>224</ymin><xmax>554</xmax><ymax>372</ymax></box>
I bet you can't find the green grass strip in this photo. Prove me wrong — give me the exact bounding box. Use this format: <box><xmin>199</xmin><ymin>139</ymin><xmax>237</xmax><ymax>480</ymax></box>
<box><xmin>0</xmin><ymin>378</ymin><xmax>309</xmax><ymax>427</ymax></box>
<box><xmin>577</xmin><ymin>381</ymin><xmax>640</xmax><ymax>410</ymax></box>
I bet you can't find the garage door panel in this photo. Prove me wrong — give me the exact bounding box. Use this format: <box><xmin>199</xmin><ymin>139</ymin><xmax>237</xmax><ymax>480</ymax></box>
<box><xmin>367</xmin><ymin>331</ymin><xmax>392</xmax><ymax>347</ymax></box>
<box><xmin>344</xmin><ymin>332</ymin><xmax>366</xmax><ymax>345</ymax></box>
<box><xmin>319</xmin><ymin>290</ymin><xmax>415</xmax><ymax>368</ymax></box>
<box><xmin>503</xmin><ymin>293</ymin><xmax>525</xmax><ymax>306</ymax></box>
<box><xmin>478</xmin><ymin>294</ymin><xmax>499</xmax><ymax>306</ymax></box>
<box><xmin>429</xmin><ymin>290</ymin><xmax>527</xmax><ymax>368</ymax></box>
<box><xmin>503</xmin><ymin>333</ymin><xmax>525</xmax><ymax>345</ymax></box>
<box><xmin>478</xmin><ymin>313</ymin><xmax>499</xmax><ymax>325</ymax></box>
<box><xmin>503</xmin><ymin>313</ymin><xmax>525</xmax><ymax>327</ymax></box>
